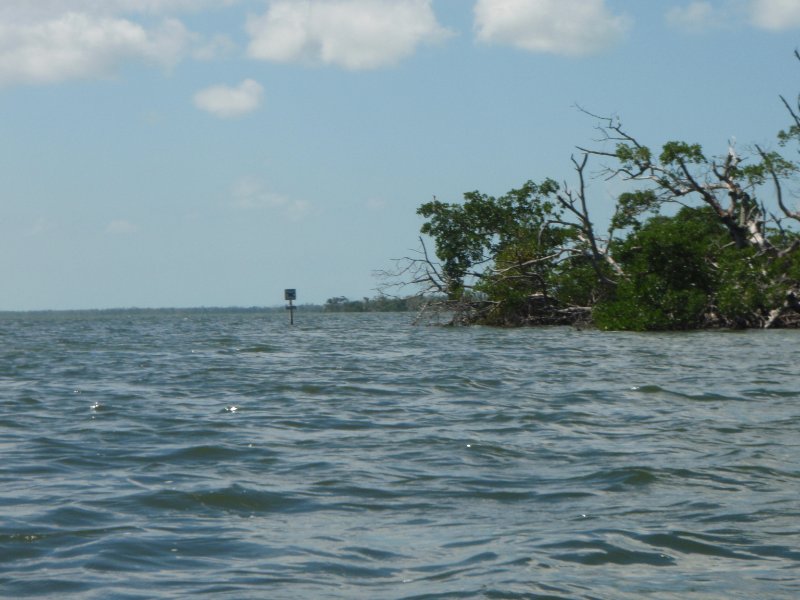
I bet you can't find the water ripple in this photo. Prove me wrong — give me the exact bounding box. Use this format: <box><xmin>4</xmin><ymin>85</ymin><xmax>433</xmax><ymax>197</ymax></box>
<box><xmin>0</xmin><ymin>312</ymin><xmax>799</xmax><ymax>598</ymax></box>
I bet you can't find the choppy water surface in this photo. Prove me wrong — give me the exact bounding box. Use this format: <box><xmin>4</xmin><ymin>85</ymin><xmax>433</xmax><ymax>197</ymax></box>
<box><xmin>1</xmin><ymin>310</ymin><xmax>798</xmax><ymax>599</ymax></box>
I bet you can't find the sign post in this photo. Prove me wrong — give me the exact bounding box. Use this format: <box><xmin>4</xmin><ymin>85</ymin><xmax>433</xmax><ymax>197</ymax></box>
<box><xmin>284</xmin><ymin>289</ymin><xmax>297</xmax><ymax>325</ymax></box>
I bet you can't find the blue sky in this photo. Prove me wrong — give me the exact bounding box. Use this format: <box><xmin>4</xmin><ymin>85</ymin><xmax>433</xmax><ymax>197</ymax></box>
<box><xmin>1</xmin><ymin>0</ymin><xmax>799</xmax><ymax>310</ymax></box>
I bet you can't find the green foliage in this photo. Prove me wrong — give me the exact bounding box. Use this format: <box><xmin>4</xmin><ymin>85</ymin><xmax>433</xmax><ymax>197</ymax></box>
<box><xmin>410</xmin><ymin>54</ymin><xmax>800</xmax><ymax>329</ymax></box>
<box><xmin>324</xmin><ymin>295</ymin><xmax>431</xmax><ymax>313</ymax></box>
<box><xmin>594</xmin><ymin>208</ymin><xmax>724</xmax><ymax>330</ymax></box>
<box><xmin>414</xmin><ymin>166</ymin><xmax>800</xmax><ymax>328</ymax></box>
<box><xmin>778</xmin><ymin>123</ymin><xmax>800</xmax><ymax>146</ymax></box>
<box><xmin>714</xmin><ymin>249</ymin><xmax>771</xmax><ymax>323</ymax></box>
<box><xmin>594</xmin><ymin>209</ymin><xmax>800</xmax><ymax>330</ymax></box>
<box><xmin>324</xmin><ymin>296</ymin><xmax>366</xmax><ymax>312</ymax></box>
<box><xmin>615</xmin><ymin>143</ymin><xmax>652</xmax><ymax>165</ymax></box>
<box><xmin>611</xmin><ymin>190</ymin><xmax>660</xmax><ymax>231</ymax></box>
<box><xmin>735</xmin><ymin>151</ymin><xmax>796</xmax><ymax>185</ymax></box>
<box><xmin>417</xmin><ymin>180</ymin><xmax>564</xmax><ymax>298</ymax></box>
<box><xmin>659</xmin><ymin>141</ymin><xmax>706</xmax><ymax>165</ymax></box>
<box><xmin>552</xmin><ymin>256</ymin><xmax>603</xmax><ymax>307</ymax></box>
<box><xmin>715</xmin><ymin>241</ymin><xmax>800</xmax><ymax>325</ymax></box>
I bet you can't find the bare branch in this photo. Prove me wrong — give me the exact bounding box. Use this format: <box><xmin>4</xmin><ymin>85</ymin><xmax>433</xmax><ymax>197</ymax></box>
<box><xmin>755</xmin><ymin>144</ymin><xmax>800</xmax><ymax>223</ymax></box>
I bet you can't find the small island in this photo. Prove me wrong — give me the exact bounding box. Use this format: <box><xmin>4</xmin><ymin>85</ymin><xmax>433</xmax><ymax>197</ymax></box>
<box><xmin>386</xmin><ymin>57</ymin><xmax>800</xmax><ymax>331</ymax></box>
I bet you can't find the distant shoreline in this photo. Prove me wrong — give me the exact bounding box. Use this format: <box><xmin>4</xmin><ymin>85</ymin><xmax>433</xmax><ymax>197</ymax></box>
<box><xmin>0</xmin><ymin>305</ymin><xmax>317</xmax><ymax>316</ymax></box>
<box><xmin>0</xmin><ymin>304</ymin><xmax>421</xmax><ymax>316</ymax></box>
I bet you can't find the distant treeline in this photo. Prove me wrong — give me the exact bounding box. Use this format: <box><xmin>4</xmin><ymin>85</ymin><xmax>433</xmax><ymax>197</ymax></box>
<box><xmin>0</xmin><ymin>300</ymin><xmax>437</xmax><ymax>316</ymax></box>
<box><xmin>322</xmin><ymin>295</ymin><xmax>436</xmax><ymax>313</ymax></box>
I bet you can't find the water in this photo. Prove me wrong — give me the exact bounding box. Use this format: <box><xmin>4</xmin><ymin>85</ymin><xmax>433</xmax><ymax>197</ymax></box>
<box><xmin>1</xmin><ymin>310</ymin><xmax>798</xmax><ymax>599</ymax></box>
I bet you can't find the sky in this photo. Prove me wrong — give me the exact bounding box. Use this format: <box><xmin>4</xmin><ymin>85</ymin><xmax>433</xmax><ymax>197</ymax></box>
<box><xmin>1</xmin><ymin>0</ymin><xmax>799</xmax><ymax>310</ymax></box>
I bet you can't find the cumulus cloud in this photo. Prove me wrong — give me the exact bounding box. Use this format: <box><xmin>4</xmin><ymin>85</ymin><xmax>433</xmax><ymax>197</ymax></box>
<box><xmin>0</xmin><ymin>1</ymin><xmax>236</xmax><ymax>21</ymax></box>
<box><xmin>232</xmin><ymin>178</ymin><xmax>312</xmax><ymax>221</ymax></box>
<box><xmin>246</xmin><ymin>0</ymin><xmax>450</xmax><ymax>70</ymax></box>
<box><xmin>666</xmin><ymin>0</ymin><xmax>800</xmax><ymax>32</ymax></box>
<box><xmin>474</xmin><ymin>0</ymin><xmax>631</xmax><ymax>57</ymax></box>
<box><xmin>193</xmin><ymin>79</ymin><xmax>264</xmax><ymax>118</ymax></box>
<box><xmin>750</xmin><ymin>0</ymin><xmax>800</xmax><ymax>30</ymax></box>
<box><xmin>0</xmin><ymin>1</ymin><xmax>238</xmax><ymax>86</ymax></box>
<box><xmin>0</xmin><ymin>13</ymin><xmax>189</xmax><ymax>85</ymax></box>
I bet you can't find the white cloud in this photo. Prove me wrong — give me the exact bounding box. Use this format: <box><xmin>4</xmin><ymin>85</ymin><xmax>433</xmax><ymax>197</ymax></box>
<box><xmin>474</xmin><ymin>0</ymin><xmax>631</xmax><ymax>57</ymax></box>
<box><xmin>106</xmin><ymin>219</ymin><xmax>139</xmax><ymax>234</ymax></box>
<box><xmin>0</xmin><ymin>12</ymin><xmax>190</xmax><ymax>85</ymax></box>
<box><xmin>750</xmin><ymin>0</ymin><xmax>800</xmax><ymax>30</ymax></box>
<box><xmin>666</xmin><ymin>2</ymin><xmax>718</xmax><ymax>32</ymax></box>
<box><xmin>0</xmin><ymin>1</ymin><xmax>237</xmax><ymax>21</ymax></box>
<box><xmin>232</xmin><ymin>178</ymin><xmax>312</xmax><ymax>221</ymax></box>
<box><xmin>0</xmin><ymin>1</ymin><xmax>239</xmax><ymax>86</ymax></box>
<box><xmin>193</xmin><ymin>79</ymin><xmax>264</xmax><ymax>118</ymax></box>
<box><xmin>246</xmin><ymin>0</ymin><xmax>450</xmax><ymax>70</ymax></box>
<box><xmin>106</xmin><ymin>0</ymin><xmax>238</xmax><ymax>13</ymax></box>
<box><xmin>665</xmin><ymin>0</ymin><xmax>800</xmax><ymax>32</ymax></box>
